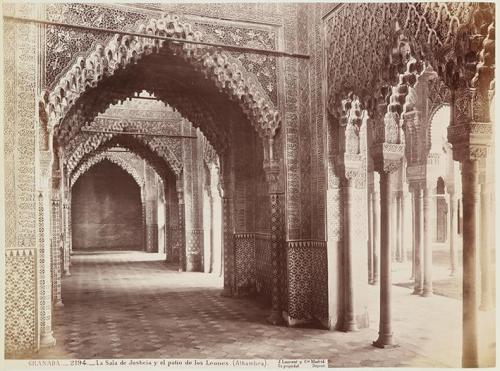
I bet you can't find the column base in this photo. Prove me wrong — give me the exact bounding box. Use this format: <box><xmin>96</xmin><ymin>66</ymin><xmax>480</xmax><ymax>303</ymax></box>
<box><xmin>55</xmin><ymin>300</ymin><xmax>64</xmax><ymax>308</ymax></box>
<box><xmin>267</xmin><ymin>310</ymin><xmax>284</xmax><ymax>326</ymax></box>
<box><xmin>63</xmin><ymin>271</ymin><xmax>71</xmax><ymax>277</ymax></box>
<box><xmin>342</xmin><ymin>320</ymin><xmax>358</xmax><ymax>332</ymax></box>
<box><xmin>40</xmin><ymin>332</ymin><xmax>56</xmax><ymax>348</ymax></box>
<box><xmin>372</xmin><ymin>333</ymin><xmax>397</xmax><ymax>349</ymax></box>
<box><xmin>412</xmin><ymin>287</ymin><xmax>423</xmax><ymax>295</ymax></box>
<box><xmin>462</xmin><ymin>356</ymin><xmax>479</xmax><ymax>368</ymax></box>
<box><xmin>422</xmin><ymin>289</ymin><xmax>433</xmax><ymax>297</ymax></box>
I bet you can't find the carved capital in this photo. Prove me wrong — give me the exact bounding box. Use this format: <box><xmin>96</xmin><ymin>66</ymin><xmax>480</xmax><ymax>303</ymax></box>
<box><xmin>371</xmin><ymin>143</ymin><xmax>404</xmax><ymax>174</ymax></box>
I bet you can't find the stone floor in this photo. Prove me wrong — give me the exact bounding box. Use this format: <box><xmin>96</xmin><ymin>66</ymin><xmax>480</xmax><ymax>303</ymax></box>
<box><xmin>33</xmin><ymin>250</ymin><xmax>495</xmax><ymax>367</ymax></box>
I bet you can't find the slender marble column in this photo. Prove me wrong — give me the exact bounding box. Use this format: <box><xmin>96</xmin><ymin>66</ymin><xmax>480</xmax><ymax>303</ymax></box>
<box><xmin>448</xmin><ymin>191</ymin><xmax>457</xmax><ymax>277</ymax></box>
<box><xmin>395</xmin><ymin>192</ymin><xmax>402</xmax><ymax>262</ymax></box>
<box><xmin>411</xmin><ymin>186</ymin><xmax>424</xmax><ymax>294</ymax></box>
<box><xmin>209</xmin><ymin>190</ymin><xmax>215</xmax><ymax>274</ymax></box>
<box><xmin>373</xmin><ymin>171</ymin><xmax>395</xmax><ymax>347</ymax></box>
<box><xmin>479</xmin><ymin>180</ymin><xmax>493</xmax><ymax>311</ymax></box>
<box><xmin>461</xmin><ymin>160</ymin><xmax>480</xmax><ymax>367</ymax></box>
<box><xmin>342</xmin><ymin>181</ymin><xmax>357</xmax><ymax>331</ymax></box>
<box><xmin>391</xmin><ymin>194</ymin><xmax>397</xmax><ymax>262</ymax></box>
<box><xmin>410</xmin><ymin>191</ymin><xmax>416</xmax><ymax>281</ymax></box>
<box><xmin>372</xmin><ymin>189</ymin><xmax>380</xmax><ymax>285</ymax></box>
<box><xmin>399</xmin><ymin>191</ymin><xmax>406</xmax><ymax>263</ymax></box>
<box><xmin>367</xmin><ymin>189</ymin><xmax>374</xmax><ymax>284</ymax></box>
<box><xmin>422</xmin><ymin>187</ymin><xmax>433</xmax><ymax>297</ymax></box>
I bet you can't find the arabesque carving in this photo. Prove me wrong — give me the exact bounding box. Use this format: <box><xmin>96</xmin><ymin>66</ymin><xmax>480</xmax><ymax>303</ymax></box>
<box><xmin>40</xmin><ymin>14</ymin><xmax>281</xmax><ymax>142</ymax></box>
<box><xmin>64</xmin><ymin>118</ymin><xmax>183</xmax><ymax>176</ymax></box>
<box><xmin>70</xmin><ymin>151</ymin><xmax>145</xmax><ymax>188</ymax></box>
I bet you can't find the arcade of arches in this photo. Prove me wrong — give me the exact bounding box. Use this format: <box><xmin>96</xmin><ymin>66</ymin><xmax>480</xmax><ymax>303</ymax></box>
<box><xmin>2</xmin><ymin>2</ymin><xmax>496</xmax><ymax>368</ymax></box>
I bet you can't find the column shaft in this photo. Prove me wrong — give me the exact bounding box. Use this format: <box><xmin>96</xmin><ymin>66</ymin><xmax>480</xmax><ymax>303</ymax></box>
<box><xmin>461</xmin><ymin>160</ymin><xmax>479</xmax><ymax>367</ymax></box>
<box><xmin>412</xmin><ymin>187</ymin><xmax>423</xmax><ymax>294</ymax></box>
<box><xmin>373</xmin><ymin>172</ymin><xmax>395</xmax><ymax>347</ymax></box>
<box><xmin>399</xmin><ymin>192</ymin><xmax>406</xmax><ymax>262</ymax></box>
<box><xmin>372</xmin><ymin>191</ymin><xmax>380</xmax><ymax>284</ymax></box>
<box><xmin>449</xmin><ymin>192</ymin><xmax>457</xmax><ymax>277</ymax></box>
<box><xmin>422</xmin><ymin>188</ymin><xmax>433</xmax><ymax>297</ymax></box>
<box><xmin>368</xmin><ymin>189</ymin><xmax>374</xmax><ymax>284</ymax></box>
<box><xmin>342</xmin><ymin>184</ymin><xmax>357</xmax><ymax>331</ymax></box>
<box><xmin>479</xmin><ymin>182</ymin><xmax>493</xmax><ymax>311</ymax></box>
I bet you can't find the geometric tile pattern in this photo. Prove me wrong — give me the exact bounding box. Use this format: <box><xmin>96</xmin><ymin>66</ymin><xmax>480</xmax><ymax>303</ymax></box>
<box><xmin>234</xmin><ymin>234</ymin><xmax>256</xmax><ymax>295</ymax></box>
<box><xmin>254</xmin><ymin>234</ymin><xmax>272</xmax><ymax>302</ymax></box>
<box><xmin>287</xmin><ymin>241</ymin><xmax>328</xmax><ymax>322</ymax></box>
<box><xmin>186</xmin><ymin>229</ymin><xmax>203</xmax><ymax>272</ymax></box>
<box><xmin>27</xmin><ymin>250</ymin><xmax>477</xmax><ymax>367</ymax></box>
<box><xmin>5</xmin><ymin>249</ymin><xmax>37</xmax><ymax>357</ymax></box>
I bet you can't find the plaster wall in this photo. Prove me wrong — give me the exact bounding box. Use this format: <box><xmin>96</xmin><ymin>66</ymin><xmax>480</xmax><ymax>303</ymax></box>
<box><xmin>71</xmin><ymin>161</ymin><xmax>143</xmax><ymax>250</ymax></box>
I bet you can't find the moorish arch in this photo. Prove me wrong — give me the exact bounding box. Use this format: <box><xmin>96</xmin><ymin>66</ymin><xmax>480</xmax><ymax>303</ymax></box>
<box><xmin>36</xmin><ymin>11</ymin><xmax>288</xmax><ymax>332</ymax></box>
<box><xmin>70</xmin><ymin>150</ymin><xmax>145</xmax><ymax>188</ymax></box>
<box><xmin>39</xmin><ymin>13</ymin><xmax>282</xmax><ymax>159</ymax></box>
<box><xmin>64</xmin><ymin>118</ymin><xmax>183</xmax><ymax>178</ymax></box>
<box><xmin>326</xmin><ymin>3</ymin><xmax>494</xmax><ymax>111</ymax></box>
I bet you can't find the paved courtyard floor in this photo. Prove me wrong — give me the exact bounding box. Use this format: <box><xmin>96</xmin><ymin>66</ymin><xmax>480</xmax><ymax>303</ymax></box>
<box><xmin>32</xmin><ymin>250</ymin><xmax>495</xmax><ymax>367</ymax></box>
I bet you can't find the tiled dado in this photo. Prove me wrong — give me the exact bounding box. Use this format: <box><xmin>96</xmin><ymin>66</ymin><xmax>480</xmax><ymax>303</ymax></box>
<box><xmin>5</xmin><ymin>248</ymin><xmax>37</xmax><ymax>357</ymax></box>
<box><xmin>167</xmin><ymin>227</ymin><xmax>182</xmax><ymax>262</ymax></box>
<box><xmin>234</xmin><ymin>233</ymin><xmax>256</xmax><ymax>296</ymax></box>
<box><xmin>186</xmin><ymin>229</ymin><xmax>203</xmax><ymax>271</ymax></box>
<box><xmin>286</xmin><ymin>240</ymin><xmax>328</xmax><ymax>327</ymax></box>
<box><xmin>254</xmin><ymin>233</ymin><xmax>272</xmax><ymax>302</ymax></box>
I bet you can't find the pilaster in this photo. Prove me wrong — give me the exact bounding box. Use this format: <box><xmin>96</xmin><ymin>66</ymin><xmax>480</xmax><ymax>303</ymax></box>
<box><xmin>264</xmin><ymin>158</ymin><xmax>285</xmax><ymax>325</ymax></box>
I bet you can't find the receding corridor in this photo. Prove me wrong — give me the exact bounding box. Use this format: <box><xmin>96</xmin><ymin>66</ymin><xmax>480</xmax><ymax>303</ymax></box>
<box><xmin>32</xmin><ymin>250</ymin><xmax>493</xmax><ymax>367</ymax></box>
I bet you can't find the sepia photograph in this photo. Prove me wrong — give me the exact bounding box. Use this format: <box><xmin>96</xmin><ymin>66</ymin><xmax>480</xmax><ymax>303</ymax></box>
<box><xmin>1</xmin><ymin>1</ymin><xmax>497</xmax><ymax>369</ymax></box>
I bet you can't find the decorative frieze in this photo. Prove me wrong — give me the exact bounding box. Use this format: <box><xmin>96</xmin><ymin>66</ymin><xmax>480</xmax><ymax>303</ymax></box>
<box><xmin>41</xmin><ymin>13</ymin><xmax>281</xmax><ymax>142</ymax></box>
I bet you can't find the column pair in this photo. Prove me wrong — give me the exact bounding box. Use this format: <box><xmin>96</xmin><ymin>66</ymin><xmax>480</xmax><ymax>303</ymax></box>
<box><xmin>407</xmin><ymin>177</ymin><xmax>433</xmax><ymax>296</ymax></box>
<box><xmin>447</xmin><ymin>82</ymin><xmax>494</xmax><ymax>367</ymax></box>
